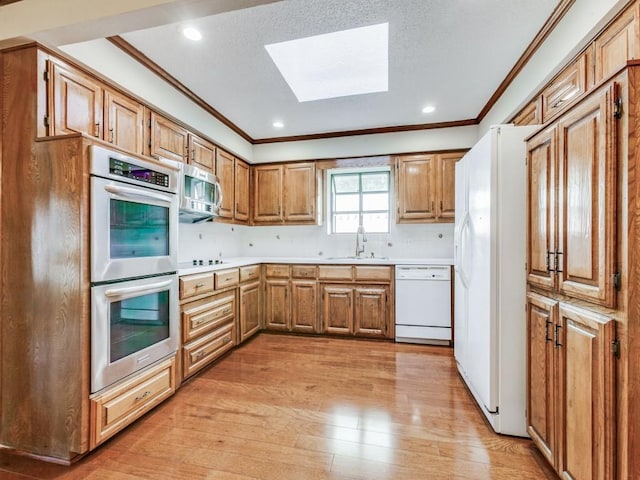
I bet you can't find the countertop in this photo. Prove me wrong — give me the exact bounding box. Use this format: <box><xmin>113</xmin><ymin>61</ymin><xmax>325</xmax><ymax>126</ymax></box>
<box><xmin>177</xmin><ymin>256</ymin><xmax>454</xmax><ymax>275</ymax></box>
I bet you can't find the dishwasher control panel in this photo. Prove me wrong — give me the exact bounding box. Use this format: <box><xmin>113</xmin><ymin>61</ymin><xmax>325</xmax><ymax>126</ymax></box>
<box><xmin>396</xmin><ymin>265</ymin><xmax>450</xmax><ymax>280</ymax></box>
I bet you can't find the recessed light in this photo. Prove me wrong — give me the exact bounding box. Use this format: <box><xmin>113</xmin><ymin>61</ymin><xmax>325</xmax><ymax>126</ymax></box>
<box><xmin>422</xmin><ymin>105</ymin><xmax>436</xmax><ymax>114</ymax></box>
<box><xmin>183</xmin><ymin>27</ymin><xmax>202</xmax><ymax>41</ymax></box>
<box><xmin>273</xmin><ymin>121</ymin><xmax>284</xmax><ymax>128</ymax></box>
<box><xmin>265</xmin><ymin>23</ymin><xmax>389</xmax><ymax>102</ymax></box>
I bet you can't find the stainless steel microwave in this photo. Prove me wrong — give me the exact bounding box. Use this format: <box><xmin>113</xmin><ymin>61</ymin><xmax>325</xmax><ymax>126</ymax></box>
<box><xmin>165</xmin><ymin>160</ymin><xmax>222</xmax><ymax>223</ymax></box>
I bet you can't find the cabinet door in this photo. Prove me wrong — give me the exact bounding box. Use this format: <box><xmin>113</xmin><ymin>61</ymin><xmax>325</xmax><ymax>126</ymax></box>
<box><xmin>149</xmin><ymin>112</ymin><xmax>189</xmax><ymax>163</ymax></box>
<box><xmin>354</xmin><ymin>286</ymin><xmax>388</xmax><ymax>338</ymax></box>
<box><xmin>436</xmin><ymin>152</ymin><xmax>463</xmax><ymax>221</ymax></box>
<box><xmin>239</xmin><ymin>281</ymin><xmax>261</xmax><ymax>343</ymax></box>
<box><xmin>322</xmin><ymin>285</ymin><xmax>353</xmax><ymax>335</ymax></box>
<box><xmin>594</xmin><ymin>3</ymin><xmax>639</xmax><ymax>83</ymax></box>
<box><xmin>189</xmin><ymin>134</ymin><xmax>215</xmax><ymax>173</ymax></box>
<box><xmin>291</xmin><ymin>280</ymin><xmax>317</xmax><ymax>333</ymax></box>
<box><xmin>527</xmin><ymin>126</ymin><xmax>557</xmax><ymax>291</ymax></box>
<box><xmin>253</xmin><ymin>165</ymin><xmax>284</xmax><ymax>223</ymax></box>
<box><xmin>234</xmin><ymin>159</ymin><xmax>250</xmax><ymax>222</ymax></box>
<box><xmin>396</xmin><ymin>154</ymin><xmax>436</xmax><ymax>222</ymax></box>
<box><xmin>264</xmin><ymin>279</ymin><xmax>289</xmax><ymax>330</ymax></box>
<box><xmin>556</xmin><ymin>304</ymin><xmax>615</xmax><ymax>480</ymax></box>
<box><xmin>526</xmin><ymin>292</ymin><xmax>558</xmax><ymax>467</ymax></box>
<box><xmin>50</xmin><ymin>61</ymin><xmax>103</xmax><ymax>138</ymax></box>
<box><xmin>104</xmin><ymin>89</ymin><xmax>144</xmax><ymax>155</ymax></box>
<box><xmin>283</xmin><ymin>163</ymin><xmax>316</xmax><ymax>223</ymax></box>
<box><xmin>215</xmin><ymin>149</ymin><xmax>235</xmax><ymax>219</ymax></box>
<box><xmin>556</xmin><ymin>85</ymin><xmax>617</xmax><ymax>307</ymax></box>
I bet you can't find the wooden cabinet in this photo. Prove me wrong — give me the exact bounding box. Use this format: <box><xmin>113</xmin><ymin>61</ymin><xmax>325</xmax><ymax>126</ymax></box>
<box><xmin>216</xmin><ymin>149</ymin><xmax>235</xmax><ymax>219</ymax></box>
<box><xmin>234</xmin><ymin>158</ymin><xmax>250</xmax><ymax>222</ymax></box>
<box><xmin>354</xmin><ymin>286</ymin><xmax>388</xmax><ymax>337</ymax></box>
<box><xmin>513</xmin><ymin>98</ymin><xmax>542</xmax><ymax>126</ymax></box>
<box><xmin>239</xmin><ymin>280</ymin><xmax>261</xmax><ymax>343</ymax></box>
<box><xmin>252</xmin><ymin>163</ymin><xmax>317</xmax><ymax>225</ymax></box>
<box><xmin>189</xmin><ymin>134</ymin><xmax>215</xmax><ymax>172</ymax></box>
<box><xmin>526</xmin><ymin>292</ymin><xmax>615</xmax><ymax>480</ymax></box>
<box><xmin>90</xmin><ymin>356</ymin><xmax>176</xmax><ymax>450</ymax></box>
<box><xmin>395</xmin><ymin>152</ymin><xmax>464</xmax><ymax>223</ymax></box>
<box><xmin>526</xmin><ymin>83</ymin><xmax>617</xmax><ymax>308</ymax></box>
<box><xmin>49</xmin><ymin>60</ymin><xmax>144</xmax><ymax>155</ymax></box>
<box><xmin>149</xmin><ymin>111</ymin><xmax>189</xmax><ymax>163</ymax></box>
<box><xmin>264</xmin><ymin>278</ymin><xmax>290</xmax><ymax>330</ymax></box>
<box><xmin>541</xmin><ymin>54</ymin><xmax>588</xmax><ymax>123</ymax></box>
<box><xmin>594</xmin><ymin>2</ymin><xmax>639</xmax><ymax>83</ymax></box>
<box><xmin>291</xmin><ymin>279</ymin><xmax>318</xmax><ymax>333</ymax></box>
<box><xmin>322</xmin><ymin>285</ymin><xmax>354</xmax><ymax>335</ymax></box>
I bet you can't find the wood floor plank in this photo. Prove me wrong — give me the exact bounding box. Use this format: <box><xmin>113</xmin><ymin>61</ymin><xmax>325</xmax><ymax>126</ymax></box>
<box><xmin>0</xmin><ymin>335</ymin><xmax>556</xmax><ymax>479</ymax></box>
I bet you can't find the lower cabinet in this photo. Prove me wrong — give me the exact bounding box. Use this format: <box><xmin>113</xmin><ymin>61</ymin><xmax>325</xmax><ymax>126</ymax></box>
<box><xmin>239</xmin><ymin>280</ymin><xmax>261</xmax><ymax>343</ymax></box>
<box><xmin>291</xmin><ymin>279</ymin><xmax>318</xmax><ymax>333</ymax></box>
<box><xmin>322</xmin><ymin>284</ymin><xmax>389</xmax><ymax>338</ymax></box>
<box><xmin>89</xmin><ymin>356</ymin><xmax>177</xmax><ymax>449</ymax></box>
<box><xmin>526</xmin><ymin>291</ymin><xmax>616</xmax><ymax>480</ymax></box>
<box><xmin>264</xmin><ymin>278</ymin><xmax>290</xmax><ymax>330</ymax></box>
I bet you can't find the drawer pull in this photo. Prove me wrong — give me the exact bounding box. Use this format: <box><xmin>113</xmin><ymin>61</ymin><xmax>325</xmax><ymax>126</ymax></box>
<box><xmin>135</xmin><ymin>391</ymin><xmax>152</xmax><ymax>402</ymax></box>
<box><xmin>195</xmin><ymin>283</ymin><xmax>206</xmax><ymax>288</ymax></box>
<box><xmin>195</xmin><ymin>350</ymin><xmax>207</xmax><ymax>359</ymax></box>
<box><xmin>223</xmin><ymin>308</ymin><xmax>232</xmax><ymax>315</ymax></box>
<box><xmin>223</xmin><ymin>335</ymin><xmax>232</xmax><ymax>344</ymax></box>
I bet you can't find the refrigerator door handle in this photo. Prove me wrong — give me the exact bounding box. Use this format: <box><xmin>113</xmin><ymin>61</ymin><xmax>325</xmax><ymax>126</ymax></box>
<box><xmin>455</xmin><ymin>211</ymin><xmax>471</xmax><ymax>289</ymax></box>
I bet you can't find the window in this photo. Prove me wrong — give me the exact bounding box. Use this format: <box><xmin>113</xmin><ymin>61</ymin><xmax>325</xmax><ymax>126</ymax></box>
<box><xmin>328</xmin><ymin>168</ymin><xmax>390</xmax><ymax>233</ymax></box>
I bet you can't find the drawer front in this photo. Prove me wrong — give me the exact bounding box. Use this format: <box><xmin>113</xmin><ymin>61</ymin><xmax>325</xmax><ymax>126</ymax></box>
<box><xmin>183</xmin><ymin>323</ymin><xmax>234</xmax><ymax>379</ymax></box>
<box><xmin>90</xmin><ymin>357</ymin><xmax>176</xmax><ymax>449</ymax></box>
<box><xmin>291</xmin><ymin>265</ymin><xmax>317</xmax><ymax>279</ymax></box>
<box><xmin>265</xmin><ymin>264</ymin><xmax>290</xmax><ymax>278</ymax></box>
<box><xmin>180</xmin><ymin>273</ymin><xmax>214</xmax><ymax>299</ymax></box>
<box><xmin>240</xmin><ymin>265</ymin><xmax>260</xmax><ymax>282</ymax></box>
<box><xmin>214</xmin><ymin>268</ymin><xmax>240</xmax><ymax>290</ymax></box>
<box><xmin>542</xmin><ymin>55</ymin><xmax>587</xmax><ymax>122</ymax></box>
<box><xmin>182</xmin><ymin>292</ymin><xmax>235</xmax><ymax>342</ymax></box>
<box><xmin>318</xmin><ymin>265</ymin><xmax>353</xmax><ymax>281</ymax></box>
<box><xmin>355</xmin><ymin>266</ymin><xmax>392</xmax><ymax>282</ymax></box>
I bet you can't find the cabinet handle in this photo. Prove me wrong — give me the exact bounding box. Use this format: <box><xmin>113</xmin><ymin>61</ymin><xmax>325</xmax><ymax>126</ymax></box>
<box><xmin>108</xmin><ymin>128</ymin><xmax>114</xmax><ymax>143</ymax></box>
<box><xmin>554</xmin><ymin>324</ymin><xmax>562</xmax><ymax>348</ymax></box>
<box><xmin>431</xmin><ymin>201</ymin><xmax>434</xmax><ymax>212</ymax></box>
<box><xmin>545</xmin><ymin>320</ymin><xmax>553</xmax><ymax>343</ymax></box>
<box><xmin>554</xmin><ymin>251</ymin><xmax>563</xmax><ymax>273</ymax></box>
<box><xmin>223</xmin><ymin>335</ymin><xmax>232</xmax><ymax>344</ymax></box>
<box><xmin>195</xmin><ymin>350</ymin><xmax>207</xmax><ymax>359</ymax></box>
<box><xmin>546</xmin><ymin>250</ymin><xmax>554</xmax><ymax>273</ymax></box>
<box><xmin>223</xmin><ymin>308</ymin><xmax>232</xmax><ymax>315</ymax></box>
<box><xmin>135</xmin><ymin>390</ymin><xmax>152</xmax><ymax>402</ymax></box>
<box><xmin>440</xmin><ymin>200</ymin><xmax>443</xmax><ymax>211</ymax></box>
<box><xmin>195</xmin><ymin>283</ymin><xmax>205</xmax><ymax>288</ymax></box>
<box><xmin>94</xmin><ymin>122</ymin><xmax>100</xmax><ymax>138</ymax></box>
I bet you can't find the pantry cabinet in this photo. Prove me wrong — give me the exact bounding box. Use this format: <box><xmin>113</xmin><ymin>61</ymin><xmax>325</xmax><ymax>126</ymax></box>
<box><xmin>526</xmin><ymin>292</ymin><xmax>615</xmax><ymax>480</ymax></box>
<box><xmin>526</xmin><ymin>83</ymin><xmax>617</xmax><ymax>308</ymax></box>
<box><xmin>395</xmin><ymin>152</ymin><xmax>464</xmax><ymax>223</ymax></box>
<box><xmin>252</xmin><ymin>163</ymin><xmax>317</xmax><ymax>224</ymax></box>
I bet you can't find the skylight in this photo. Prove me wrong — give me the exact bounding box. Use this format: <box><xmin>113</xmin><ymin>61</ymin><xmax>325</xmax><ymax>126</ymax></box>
<box><xmin>265</xmin><ymin>23</ymin><xmax>389</xmax><ymax>102</ymax></box>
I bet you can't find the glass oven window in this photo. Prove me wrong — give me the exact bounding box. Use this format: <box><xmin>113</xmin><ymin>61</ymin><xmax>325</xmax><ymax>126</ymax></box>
<box><xmin>184</xmin><ymin>175</ymin><xmax>215</xmax><ymax>203</ymax></box>
<box><xmin>110</xmin><ymin>199</ymin><xmax>169</xmax><ymax>258</ymax></box>
<box><xmin>110</xmin><ymin>290</ymin><xmax>170</xmax><ymax>362</ymax></box>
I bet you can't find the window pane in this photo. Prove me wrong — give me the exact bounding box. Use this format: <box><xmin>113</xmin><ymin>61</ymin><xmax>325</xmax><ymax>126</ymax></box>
<box><xmin>361</xmin><ymin>173</ymin><xmax>389</xmax><ymax>192</ymax></box>
<box><xmin>334</xmin><ymin>194</ymin><xmax>360</xmax><ymax>212</ymax></box>
<box><xmin>333</xmin><ymin>174</ymin><xmax>360</xmax><ymax>193</ymax></box>
<box><xmin>362</xmin><ymin>212</ymin><xmax>389</xmax><ymax>233</ymax></box>
<box><xmin>362</xmin><ymin>193</ymin><xmax>388</xmax><ymax>212</ymax></box>
<box><xmin>334</xmin><ymin>213</ymin><xmax>359</xmax><ymax>233</ymax></box>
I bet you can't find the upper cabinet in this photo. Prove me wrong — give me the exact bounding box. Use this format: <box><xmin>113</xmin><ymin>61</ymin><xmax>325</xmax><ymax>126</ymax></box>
<box><xmin>395</xmin><ymin>151</ymin><xmax>464</xmax><ymax>223</ymax></box>
<box><xmin>594</xmin><ymin>3</ymin><xmax>639</xmax><ymax>83</ymax></box>
<box><xmin>215</xmin><ymin>149</ymin><xmax>235</xmax><ymax>219</ymax></box>
<box><xmin>49</xmin><ymin>60</ymin><xmax>144</xmax><ymax>156</ymax></box>
<box><xmin>527</xmin><ymin>82</ymin><xmax>618</xmax><ymax>308</ymax></box>
<box><xmin>189</xmin><ymin>134</ymin><xmax>215</xmax><ymax>172</ymax></box>
<box><xmin>149</xmin><ymin>111</ymin><xmax>189</xmax><ymax>163</ymax></box>
<box><xmin>252</xmin><ymin>162</ymin><xmax>317</xmax><ymax>225</ymax></box>
<box><xmin>234</xmin><ymin>158</ymin><xmax>250</xmax><ymax>223</ymax></box>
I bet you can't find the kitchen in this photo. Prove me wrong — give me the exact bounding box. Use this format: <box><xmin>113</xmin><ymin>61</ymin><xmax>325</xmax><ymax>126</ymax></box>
<box><xmin>0</xmin><ymin>0</ymin><xmax>638</xmax><ymax>479</ymax></box>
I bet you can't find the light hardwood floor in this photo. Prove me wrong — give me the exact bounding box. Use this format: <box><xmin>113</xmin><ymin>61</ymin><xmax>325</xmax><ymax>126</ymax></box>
<box><xmin>0</xmin><ymin>334</ymin><xmax>557</xmax><ymax>479</ymax></box>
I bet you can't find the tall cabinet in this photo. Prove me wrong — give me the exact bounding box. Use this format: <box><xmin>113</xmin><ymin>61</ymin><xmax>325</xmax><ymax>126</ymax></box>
<box><xmin>525</xmin><ymin>64</ymin><xmax>640</xmax><ymax>479</ymax></box>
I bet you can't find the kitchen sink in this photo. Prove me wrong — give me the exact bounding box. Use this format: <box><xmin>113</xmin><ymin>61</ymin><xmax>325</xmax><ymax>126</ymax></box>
<box><xmin>327</xmin><ymin>256</ymin><xmax>389</xmax><ymax>260</ymax></box>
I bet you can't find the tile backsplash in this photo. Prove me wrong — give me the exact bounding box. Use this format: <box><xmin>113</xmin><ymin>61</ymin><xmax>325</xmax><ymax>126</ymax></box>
<box><xmin>178</xmin><ymin>221</ymin><xmax>454</xmax><ymax>262</ymax></box>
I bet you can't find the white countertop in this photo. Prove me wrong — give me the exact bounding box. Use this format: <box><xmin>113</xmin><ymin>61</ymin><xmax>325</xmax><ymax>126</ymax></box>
<box><xmin>177</xmin><ymin>256</ymin><xmax>454</xmax><ymax>275</ymax></box>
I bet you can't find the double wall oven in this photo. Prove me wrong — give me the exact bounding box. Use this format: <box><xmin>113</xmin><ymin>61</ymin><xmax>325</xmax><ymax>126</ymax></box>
<box><xmin>90</xmin><ymin>146</ymin><xmax>180</xmax><ymax>393</ymax></box>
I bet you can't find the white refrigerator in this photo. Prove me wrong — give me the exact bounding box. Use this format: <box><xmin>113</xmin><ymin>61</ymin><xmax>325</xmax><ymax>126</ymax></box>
<box><xmin>453</xmin><ymin>124</ymin><xmax>537</xmax><ymax>437</ymax></box>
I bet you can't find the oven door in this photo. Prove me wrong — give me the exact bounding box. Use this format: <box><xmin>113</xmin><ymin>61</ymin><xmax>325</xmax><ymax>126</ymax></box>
<box><xmin>91</xmin><ymin>176</ymin><xmax>178</xmax><ymax>282</ymax></box>
<box><xmin>91</xmin><ymin>274</ymin><xmax>179</xmax><ymax>393</ymax></box>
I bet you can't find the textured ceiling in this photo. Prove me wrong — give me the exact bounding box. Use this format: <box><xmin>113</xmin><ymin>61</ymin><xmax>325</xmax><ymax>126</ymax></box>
<box><xmin>114</xmin><ymin>0</ymin><xmax>559</xmax><ymax>140</ymax></box>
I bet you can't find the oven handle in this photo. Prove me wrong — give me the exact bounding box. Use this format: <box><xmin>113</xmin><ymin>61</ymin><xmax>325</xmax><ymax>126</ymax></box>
<box><xmin>104</xmin><ymin>184</ymin><xmax>174</xmax><ymax>204</ymax></box>
<box><xmin>104</xmin><ymin>279</ymin><xmax>173</xmax><ymax>298</ymax></box>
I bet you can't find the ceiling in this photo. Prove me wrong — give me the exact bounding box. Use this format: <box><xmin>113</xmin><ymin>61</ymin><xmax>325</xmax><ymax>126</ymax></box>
<box><xmin>58</xmin><ymin>0</ymin><xmax>561</xmax><ymax>141</ymax></box>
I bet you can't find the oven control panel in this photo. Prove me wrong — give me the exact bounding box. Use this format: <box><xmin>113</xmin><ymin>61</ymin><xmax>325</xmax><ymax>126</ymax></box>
<box><xmin>109</xmin><ymin>158</ymin><xmax>170</xmax><ymax>188</ymax></box>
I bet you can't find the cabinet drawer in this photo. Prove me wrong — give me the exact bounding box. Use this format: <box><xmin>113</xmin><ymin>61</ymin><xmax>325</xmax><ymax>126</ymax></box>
<box><xmin>214</xmin><ymin>268</ymin><xmax>239</xmax><ymax>290</ymax></box>
<box><xmin>291</xmin><ymin>265</ymin><xmax>317</xmax><ymax>279</ymax></box>
<box><xmin>319</xmin><ymin>265</ymin><xmax>353</xmax><ymax>281</ymax></box>
<box><xmin>265</xmin><ymin>264</ymin><xmax>290</xmax><ymax>278</ymax></box>
<box><xmin>90</xmin><ymin>356</ymin><xmax>176</xmax><ymax>449</ymax></box>
<box><xmin>240</xmin><ymin>265</ymin><xmax>260</xmax><ymax>282</ymax></box>
<box><xmin>182</xmin><ymin>291</ymin><xmax>235</xmax><ymax>342</ymax></box>
<box><xmin>355</xmin><ymin>266</ymin><xmax>392</xmax><ymax>282</ymax></box>
<box><xmin>180</xmin><ymin>273</ymin><xmax>214</xmax><ymax>299</ymax></box>
<box><xmin>541</xmin><ymin>55</ymin><xmax>587</xmax><ymax>122</ymax></box>
<box><xmin>183</xmin><ymin>323</ymin><xmax>234</xmax><ymax>379</ymax></box>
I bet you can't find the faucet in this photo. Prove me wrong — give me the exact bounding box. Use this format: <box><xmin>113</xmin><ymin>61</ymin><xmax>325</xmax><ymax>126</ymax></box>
<box><xmin>355</xmin><ymin>225</ymin><xmax>367</xmax><ymax>257</ymax></box>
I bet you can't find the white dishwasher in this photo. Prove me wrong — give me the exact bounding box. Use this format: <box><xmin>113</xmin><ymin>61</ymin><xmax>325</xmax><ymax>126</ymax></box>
<box><xmin>395</xmin><ymin>265</ymin><xmax>452</xmax><ymax>345</ymax></box>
